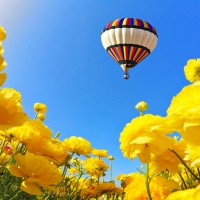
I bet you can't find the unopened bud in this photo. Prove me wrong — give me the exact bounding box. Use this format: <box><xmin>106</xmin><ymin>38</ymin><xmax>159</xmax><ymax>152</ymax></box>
<box><xmin>108</xmin><ymin>155</ymin><xmax>115</xmax><ymax>160</ymax></box>
<box><xmin>54</xmin><ymin>132</ymin><xmax>60</xmax><ymax>138</ymax></box>
<box><xmin>37</xmin><ymin>113</ymin><xmax>46</xmax><ymax>121</ymax></box>
<box><xmin>135</xmin><ymin>101</ymin><xmax>148</xmax><ymax>111</ymax></box>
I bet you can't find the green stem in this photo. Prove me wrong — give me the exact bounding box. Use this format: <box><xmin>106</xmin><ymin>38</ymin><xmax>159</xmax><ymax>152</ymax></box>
<box><xmin>197</xmin><ymin>168</ymin><xmax>200</xmax><ymax>177</ymax></box>
<box><xmin>34</xmin><ymin>112</ymin><xmax>38</xmax><ymax>119</ymax></box>
<box><xmin>169</xmin><ymin>149</ymin><xmax>200</xmax><ymax>182</ymax></box>
<box><xmin>146</xmin><ymin>163</ymin><xmax>152</xmax><ymax>200</ymax></box>
<box><xmin>110</xmin><ymin>160</ymin><xmax>113</xmax><ymax>181</ymax></box>
<box><xmin>178</xmin><ymin>173</ymin><xmax>187</xmax><ymax>189</ymax></box>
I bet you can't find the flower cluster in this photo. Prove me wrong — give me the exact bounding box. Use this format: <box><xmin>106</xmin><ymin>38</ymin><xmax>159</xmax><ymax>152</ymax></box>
<box><xmin>118</xmin><ymin>58</ymin><xmax>200</xmax><ymax>199</ymax></box>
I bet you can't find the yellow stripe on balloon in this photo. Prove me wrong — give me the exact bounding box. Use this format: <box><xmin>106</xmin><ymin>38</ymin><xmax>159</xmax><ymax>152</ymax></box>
<box><xmin>129</xmin><ymin>47</ymin><xmax>134</xmax><ymax>60</ymax></box>
<box><xmin>134</xmin><ymin>18</ymin><xmax>138</xmax><ymax>26</ymax></box>
<box><xmin>122</xmin><ymin>18</ymin><xmax>128</xmax><ymax>25</ymax></box>
<box><xmin>123</xmin><ymin>46</ymin><xmax>127</xmax><ymax>60</ymax></box>
<box><xmin>112</xmin><ymin>19</ymin><xmax>120</xmax><ymax>27</ymax></box>
<box><xmin>142</xmin><ymin>21</ymin><xmax>148</xmax><ymax>28</ymax></box>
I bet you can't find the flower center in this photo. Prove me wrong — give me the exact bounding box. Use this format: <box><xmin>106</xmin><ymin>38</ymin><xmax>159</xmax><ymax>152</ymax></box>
<box><xmin>195</xmin><ymin>66</ymin><xmax>200</xmax><ymax>77</ymax></box>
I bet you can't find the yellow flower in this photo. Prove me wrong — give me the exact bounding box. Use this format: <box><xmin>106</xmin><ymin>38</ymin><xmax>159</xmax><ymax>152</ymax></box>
<box><xmin>68</xmin><ymin>168</ymin><xmax>79</xmax><ymax>174</ymax></box>
<box><xmin>96</xmin><ymin>183</ymin><xmax>117</xmax><ymax>194</ymax></box>
<box><xmin>166</xmin><ymin>184</ymin><xmax>200</xmax><ymax>200</ymax></box>
<box><xmin>77</xmin><ymin>178</ymin><xmax>90</xmax><ymax>189</ymax></box>
<box><xmin>0</xmin><ymin>88</ymin><xmax>29</xmax><ymax>130</ymax></box>
<box><xmin>8</xmin><ymin>119</ymin><xmax>52</xmax><ymax>144</ymax></box>
<box><xmin>0</xmin><ymin>42</ymin><xmax>4</xmax><ymax>55</ymax></box>
<box><xmin>185</xmin><ymin>144</ymin><xmax>200</xmax><ymax>167</ymax></box>
<box><xmin>0</xmin><ymin>73</ymin><xmax>6</xmax><ymax>86</ymax></box>
<box><xmin>83</xmin><ymin>157</ymin><xmax>109</xmax><ymax>178</ymax></box>
<box><xmin>150</xmin><ymin>139</ymin><xmax>187</xmax><ymax>173</ymax></box>
<box><xmin>63</xmin><ymin>136</ymin><xmax>92</xmax><ymax>156</ymax></box>
<box><xmin>34</xmin><ymin>103</ymin><xmax>47</xmax><ymax>113</ymax></box>
<box><xmin>166</xmin><ymin>84</ymin><xmax>200</xmax><ymax>145</ymax></box>
<box><xmin>124</xmin><ymin>175</ymin><xmax>178</xmax><ymax>200</ymax></box>
<box><xmin>91</xmin><ymin>149</ymin><xmax>108</xmax><ymax>158</ymax></box>
<box><xmin>184</xmin><ymin>59</ymin><xmax>200</xmax><ymax>82</ymax></box>
<box><xmin>119</xmin><ymin>114</ymin><xmax>174</xmax><ymax>163</ymax></box>
<box><xmin>80</xmin><ymin>188</ymin><xmax>98</xmax><ymax>198</ymax></box>
<box><xmin>37</xmin><ymin>113</ymin><xmax>46</xmax><ymax>120</ymax></box>
<box><xmin>135</xmin><ymin>101</ymin><xmax>148</xmax><ymax>111</ymax></box>
<box><xmin>7</xmin><ymin>152</ymin><xmax>62</xmax><ymax>195</ymax></box>
<box><xmin>0</xmin><ymin>26</ymin><xmax>6</xmax><ymax>41</ymax></box>
<box><xmin>27</xmin><ymin>138</ymin><xmax>69</xmax><ymax>166</ymax></box>
<box><xmin>116</xmin><ymin>173</ymin><xmax>140</xmax><ymax>188</ymax></box>
<box><xmin>0</xmin><ymin>61</ymin><xmax>6</xmax><ymax>72</ymax></box>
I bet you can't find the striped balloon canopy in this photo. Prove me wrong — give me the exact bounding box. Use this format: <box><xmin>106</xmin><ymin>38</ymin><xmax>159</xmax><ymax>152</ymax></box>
<box><xmin>101</xmin><ymin>18</ymin><xmax>158</xmax><ymax>79</ymax></box>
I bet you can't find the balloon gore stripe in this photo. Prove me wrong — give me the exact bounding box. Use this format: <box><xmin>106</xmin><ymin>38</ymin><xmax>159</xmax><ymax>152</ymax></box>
<box><xmin>107</xmin><ymin>44</ymin><xmax>150</xmax><ymax>68</ymax></box>
<box><xmin>102</xmin><ymin>18</ymin><xmax>158</xmax><ymax>37</ymax></box>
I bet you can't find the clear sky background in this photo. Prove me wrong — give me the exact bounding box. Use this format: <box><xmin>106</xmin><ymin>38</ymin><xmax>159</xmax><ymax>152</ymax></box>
<box><xmin>0</xmin><ymin>0</ymin><xmax>199</xmax><ymax>181</ymax></box>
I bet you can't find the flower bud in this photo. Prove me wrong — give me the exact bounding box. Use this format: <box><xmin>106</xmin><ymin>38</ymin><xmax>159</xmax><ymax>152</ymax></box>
<box><xmin>34</xmin><ymin>103</ymin><xmax>47</xmax><ymax>113</ymax></box>
<box><xmin>37</xmin><ymin>113</ymin><xmax>46</xmax><ymax>120</ymax></box>
<box><xmin>54</xmin><ymin>132</ymin><xmax>60</xmax><ymax>138</ymax></box>
<box><xmin>135</xmin><ymin>101</ymin><xmax>148</xmax><ymax>111</ymax></box>
<box><xmin>108</xmin><ymin>155</ymin><xmax>115</xmax><ymax>160</ymax></box>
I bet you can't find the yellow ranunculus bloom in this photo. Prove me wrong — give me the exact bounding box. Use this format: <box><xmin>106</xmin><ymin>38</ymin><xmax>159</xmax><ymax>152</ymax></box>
<box><xmin>166</xmin><ymin>184</ymin><xmax>200</xmax><ymax>200</ymax></box>
<box><xmin>68</xmin><ymin>167</ymin><xmax>79</xmax><ymax>174</ymax></box>
<box><xmin>63</xmin><ymin>136</ymin><xmax>92</xmax><ymax>156</ymax></box>
<box><xmin>150</xmin><ymin>139</ymin><xmax>187</xmax><ymax>173</ymax></box>
<box><xmin>8</xmin><ymin>119</ymin><xmax>52</xmax><ymax>144</ymax></box>
<box><xmin>0</xmin><ymin>42</ymin><xmax>4</xmax><ymax>55</ymax></box>
<box><xmin>0</xmin><ymin>26</ymin><xmax>6</xmax><ymax>41</ymax></box>
<box><xmin>7</xmin><ymin>152</ymin><xmax>62</xmax><ymax>195</ymax></box>
<box><xmin>26</xmin><ymin>138</ymin><xmax>69</xmax><ymax>166</ymax></box>
<box><xmin>83</xmin><ymin>157</ymin><xmax>109</xmax><ymax>178</ymax></box>
<box><xmin>184</xmin><ymin>58</ymin><xmax>200</xmax><ymax>82</ymax></box>
<box><xmin>0</xmin><ymin>73</ymin><xmax>6</xmax><ymax>86</ymax></box>
<box><xmin>91</xmin><ymin>149</ymin><xmax>108</xmax><ymax>158</ymax></box>
<box><xmin>116</xmin><ymin>173</ymin><xmax>140</xmax><ymax>188</ymax></box>
<box><xmin>124</xmin><ymin>175</ymin><xmax>177</xmax><ymax>200</ymax></box>
<box><xmin>34</xmin><ymin>102</ymin><xmax>47</xmax><ymax>113</ymax></box>
<box><xmin>166</xmin><ymin>84</ymin><xmax>200</xmax><ymax>145</ymax></box>
<box><xmin>0</xmin><ymin>61</ymin><xmax>7</xmax><ymax>71</ymax></box>
<box><xmin>185</xmin><ymin>144</ymin><xmax>200</xmax><ymax>167</ymax></box>
<box><xmin>0</xmin><ymin>88</ymin><xmax>29</xmax><ymax>130</ymax></box>
<box><xmin>80</xmin><ymin>188</ymin><xmax>98</xmax><ymax>198</ymax></box>
<box><xmin>96</xmin><ymin>183</ymin><xmax>117</xmax><ymax>194</ymax></box>
<box><xmin>119</xmin><ymin>114</ymin><xmax>174</xmax><ymax>163</ymax></box>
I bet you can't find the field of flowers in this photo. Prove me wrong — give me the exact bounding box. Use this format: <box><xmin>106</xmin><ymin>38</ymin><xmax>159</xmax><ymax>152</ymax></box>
<box><xmin>1</xmin><ymin>26</ymin><xmax>200</xmax><ymax>199</ymax></box>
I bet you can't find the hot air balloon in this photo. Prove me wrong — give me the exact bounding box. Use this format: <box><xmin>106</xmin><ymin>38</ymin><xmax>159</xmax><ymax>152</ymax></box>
<box><xmin>101</xmin><ymin>18</ymin><xmax>158</xmax><ymax>79</ymax></box>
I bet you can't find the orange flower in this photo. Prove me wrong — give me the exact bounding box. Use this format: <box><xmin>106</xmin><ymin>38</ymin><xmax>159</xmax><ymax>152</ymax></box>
<box><xmin>7</xmin><ymin>152</ymin><xmax>62</xmax><ymax>195</ymax></box>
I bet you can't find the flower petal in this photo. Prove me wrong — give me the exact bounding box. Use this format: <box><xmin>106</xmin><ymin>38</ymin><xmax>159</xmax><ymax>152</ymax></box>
<box><xmin>7</xmin><ymin>164</ymin><xmax>25</xmax><ymax>177</ymax></box>
<box><xmin>20</xmin><ymin>180</ymin><xmax>41</xmax><ymax>195</ymax></box>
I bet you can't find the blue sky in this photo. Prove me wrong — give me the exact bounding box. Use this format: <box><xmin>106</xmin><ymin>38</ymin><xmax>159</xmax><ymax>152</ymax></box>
<box><xmin>1</xmin><ymin>0</ymin><xmax>200</xmax><ymax>181</ymax></box>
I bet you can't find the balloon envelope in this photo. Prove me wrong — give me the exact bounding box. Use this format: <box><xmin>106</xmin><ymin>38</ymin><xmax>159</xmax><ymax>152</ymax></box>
<box><xmin>101</xmin><ymin>18</ymin><xmax>158</xmax><ymax>73</ymax></box>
